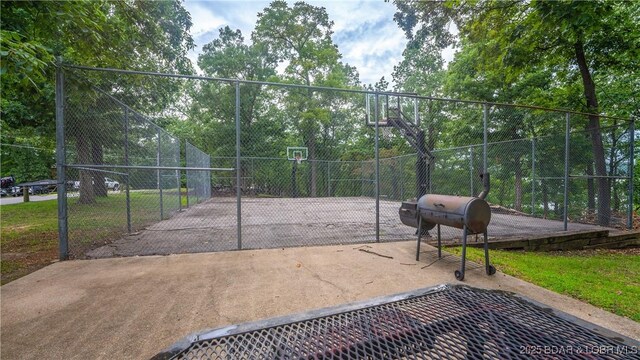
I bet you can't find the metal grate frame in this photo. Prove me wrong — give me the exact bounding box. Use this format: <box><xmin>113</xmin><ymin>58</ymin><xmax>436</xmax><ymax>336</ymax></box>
<box><xmin>154</xmin><ymin>285</ymin><xmax>639</xmax><ymax>359</ymax></box>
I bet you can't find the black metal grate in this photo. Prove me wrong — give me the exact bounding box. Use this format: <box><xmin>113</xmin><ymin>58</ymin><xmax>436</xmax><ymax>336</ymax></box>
<box><xmin>159</xmin><ymin>285</ymin><xmax>639</xmax><ymax>359</ymax></box>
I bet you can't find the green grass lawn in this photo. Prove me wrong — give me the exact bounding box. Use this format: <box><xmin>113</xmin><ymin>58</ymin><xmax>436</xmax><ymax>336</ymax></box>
<box><xmin>1</xmin><ymin>189</ymin><xmax>189</xmax><ymax>284</ymax></box>
<box><xmin>1</xmin><ymin>199</ymin><xmax>59</xmax><ymax>284</ymax></box>
<box><xmin>448</xmin><ymin>247</ymin><xmax>640</xmax><ymax>322</ymax></box>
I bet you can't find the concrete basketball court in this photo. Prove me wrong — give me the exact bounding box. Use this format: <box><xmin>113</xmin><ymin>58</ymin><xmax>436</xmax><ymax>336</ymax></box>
<box><xmin>87</xmin><ymin>197</ymin><xmax>605</xmax><ymax>258</ymax></box>
<box><xmin>2</xmin><ymin>241</ymin><xmax>638</xmax><ymax>359</ymax></box>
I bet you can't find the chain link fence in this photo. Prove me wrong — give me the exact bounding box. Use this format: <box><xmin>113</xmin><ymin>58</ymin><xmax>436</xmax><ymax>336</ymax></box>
<box><xmin>56</xmin><ymin>65</ymin><xmax>636</xmax><ymax>259</ymax></box>
<box><xmin>62</xmin><ymin>74</ymin><xmax>190</xmax><ymax>258</ymax></box>
<box><xmin>186</xmin><ymin>141</ymin><xmax>211</xmax><ymax>205</ymax></box>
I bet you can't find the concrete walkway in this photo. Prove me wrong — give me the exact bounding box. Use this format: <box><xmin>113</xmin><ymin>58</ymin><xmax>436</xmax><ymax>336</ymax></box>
<box><xmin>2</xmin><ymin>241</ymin><xmax>638</xmax><ymax>359</ymax></box>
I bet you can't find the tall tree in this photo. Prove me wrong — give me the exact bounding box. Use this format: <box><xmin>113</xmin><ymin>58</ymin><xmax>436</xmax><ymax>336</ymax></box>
<box><xmin>392</xmin><ymin>29</ymin><xmax>446</xmax><ymax>97</ymax></box>
<box><xmin>192</xmin><ymin>26</ymin><xmax>279</xmax><ymax>186</ymax></box>
<box><xmin>393</xmin><ymin>0</ymin><xmax>639</xmax><ymax>225</ymax></box>
<box><xmin>252</xmin><ymin>1</ymin><xmax>355</xmax><ymax>196</ymax></box>
<box><xmin>1</xmin><ymin>0</ymin><xmax>195</xmax><ymax>203</ymax></box>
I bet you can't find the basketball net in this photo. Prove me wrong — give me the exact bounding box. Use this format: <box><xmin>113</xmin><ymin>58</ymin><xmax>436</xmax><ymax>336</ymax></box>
<box><xmin>381</xmin><ymin>127</ymin><xmax>393</xmax><ymax>140</ymax></box>
<box><xmin>295</xmin><ymin>155</ymin><xmax>302</xmax><ymax>165</ymax></box>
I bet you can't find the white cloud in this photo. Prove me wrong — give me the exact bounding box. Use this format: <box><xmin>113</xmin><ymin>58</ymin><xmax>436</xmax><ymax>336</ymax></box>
<box><xmin>184</xmin><ymin>0</ymin><xmax>411</xmax><ymax>85</ymax></box>
<box><xmin>184</xmin><ymin>2</ymin><xmax>226</xmax><ymax>37</ymax></box>
<box><xmin>318</xmin><ymin>0</ymin><xmax>394</xmax><ymax>32</ymax></box>
<box><xmin>309</xmin><ymin>0</ymin><xmax>407</xmax><ymax>86</ymax></box>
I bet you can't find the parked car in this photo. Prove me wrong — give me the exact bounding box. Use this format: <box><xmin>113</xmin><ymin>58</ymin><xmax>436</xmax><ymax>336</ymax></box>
<box><xmin>30</xmin><ymin>184</ymin><xmax>50</xmax><ymax>195</ymax></box>
<box><xmin>1</xmin><ymin>175</ymin><xmax>15</xmax><ymax>189</ymax></box>
<box><xmin>70</xmin><ymin>178</ymin><xmax>120</xmax><ymax>191</ymax></box>
<box><xmin>10</xmin><ymin>186</ymin><xmax>32</xmax><ymax>197</ymax></box>
<box><xmin>1</xmin><ymin>175</ymin><xmax>15</xmax><ymax>197</ymax></box>
<box><xmin>104</xmin><ymin>178</ymin><xmax>120</xmax><ymax>191</ymax></box>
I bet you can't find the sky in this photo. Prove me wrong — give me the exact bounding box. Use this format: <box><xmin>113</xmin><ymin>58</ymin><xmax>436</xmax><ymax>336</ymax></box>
<box><xmin>182</xmin><ymin>0</ymin><xmax>452</xmax><ymax>86</ymax></box>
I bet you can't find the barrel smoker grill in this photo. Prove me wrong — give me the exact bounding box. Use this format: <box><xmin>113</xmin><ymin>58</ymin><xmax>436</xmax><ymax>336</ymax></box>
<box><xmin>400</xmin><ymin>173</ymin><xmax>495</xmax><ymax>281</ymax></box>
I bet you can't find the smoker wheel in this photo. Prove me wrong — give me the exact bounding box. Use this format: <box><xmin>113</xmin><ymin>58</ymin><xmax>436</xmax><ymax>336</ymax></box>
<box><xmin>487</xmin><ymin>265</ymin><xmax>496</xmax><ymax>276</ymax></box>
<box><xmin>454</xmin><ymin>270</ymin><xmax>464</xmax><ymax>281</ymax></box>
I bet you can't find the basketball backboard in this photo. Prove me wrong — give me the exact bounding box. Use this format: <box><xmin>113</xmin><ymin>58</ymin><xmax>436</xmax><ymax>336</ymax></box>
<box><xmin>365</xmin><ymin>92</ymin><xmax>420</xmax><ymax>128</ymax></box>
<box><xmin>287</xmin><ymin>147</ymin><xmax>308</xmax><ymax>162</ymax></box>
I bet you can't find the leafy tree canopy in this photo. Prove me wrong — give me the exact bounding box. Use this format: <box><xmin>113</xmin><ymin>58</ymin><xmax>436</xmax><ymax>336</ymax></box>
<box><xmin>1</xmin><ymin>0</ymin><xmax>195</xmax><ymax>181</ymax></box>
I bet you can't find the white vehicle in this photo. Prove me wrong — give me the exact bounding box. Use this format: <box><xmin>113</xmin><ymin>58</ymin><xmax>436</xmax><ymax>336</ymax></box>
<box><xmin>71</xmin><ymin>178</ymin><xmax>120</xmax><ymax>191</ymax></box>
<box><xmin>104</xmin><ymin>177</ymin><xmax>120</xmax><ymax>191</ymax></box>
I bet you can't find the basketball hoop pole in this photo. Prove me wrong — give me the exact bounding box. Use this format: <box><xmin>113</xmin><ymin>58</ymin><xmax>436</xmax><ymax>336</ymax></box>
<box><xmin>291</xmin><ymin>158</ymin><xmax>298</xmax><ymax>198</ymax></box>
<box><xmin>287</xmin><ymin>147</ymin><xmax>308</xmax><ymax>162</ymax></box>
<box><xmin>286</xmin><ymin>146</ymin><xmax>306</xmax><ymax>198</ymax></box>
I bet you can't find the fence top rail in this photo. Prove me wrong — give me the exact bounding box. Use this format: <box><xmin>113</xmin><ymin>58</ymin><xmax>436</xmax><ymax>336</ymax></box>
<box><xmin>71</xmin><ymin>75</ymin><xmax>176</xmax><ymax>139</ymax></box>
<box><xmin>66</xmin><ymin>164</ymin><xmax>234</xmax><ymax>172</ymax></box>
<box><xmin>63</xmin><ymin>63</ymin><xmax>632</xmax><ymax>122</ymax></box>
<box><xmin>66</xmin><ymin>72</ymin><xmax>195</xmax><ymax>144</ymax></box>
<box><xmin>210</xmin><ymin>156</ymin><xmax>367</xmax><ymax>163</ymax></box>
<box><xmin>71</xmin><ymin>166</ymin><xmax>129</xmax><ymax>176</ymax></box>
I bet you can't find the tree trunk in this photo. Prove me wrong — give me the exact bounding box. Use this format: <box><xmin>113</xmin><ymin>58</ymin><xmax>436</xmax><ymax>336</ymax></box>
<box><xmin>92</xmin><ymin>140</ymin><xmax>107</xmax><ymax>197</ymax></box>
<box><xmin>542</xmin><ymin>180</ymin><xmax>549</xmax><ymax>218</ymax></box>
<box><xmin>608</xmin><ymin>126</ymin><xmax>620</xmax><ymax>212</ymax></box>
<box><xmin>77</xmin><ymin>134</ymin><xmax>96</xmax><ymax>204</ymax></box>
<box><xmin>498</xmin><ymin>178</ymin><xmax>506</xmax><ymax>205</ymax></box>
<box><xmin>305</xmin><ymin>74</ymin><xmax>318</xmax><ymax>197</ymax></box>
<box><xmin>426</xmin><ymin>120</ymin><xmax>436</xmax><ymax>194</ymax></box>
<box><xmin>514</xmin><ymin>159</ymin><xmax>523</xmax><ymax>211</ymax></box>
<box><xmin>612</xmin><ymin>179</ymin><xmax>620</xmax><ymax>212</ymax></box>
<box><xmin>391</xmin><ymin>161</ymin><xmax>399</xmax><ymax>200</ymax></box>
<box><xmin>575</xmin><ymin>40</ymin><xmax>610</xmax><ymax>226</ymax></box>
<box><xmin>586</xmin><ymin>163</ymin><xmax>595</xmax><ymax>210</ymax></box>
<box><xmin>309</xmin><ymin>136</ymin><xmax>317</xmax><ymax>197</ymax></box>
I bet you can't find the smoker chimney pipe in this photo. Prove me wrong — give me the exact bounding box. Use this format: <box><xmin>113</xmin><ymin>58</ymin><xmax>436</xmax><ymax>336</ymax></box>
<box><xmin>477</xmin><ymin>172</ymin><xmax>490</xmax><ymax>200</ymax></box>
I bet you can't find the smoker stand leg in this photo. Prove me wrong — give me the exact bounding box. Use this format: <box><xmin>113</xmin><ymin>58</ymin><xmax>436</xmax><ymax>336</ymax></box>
<box><xmin>455</xmin><ymin>226</ymin><xmax>468</xmax><ymax>281</ymax></box>
<box><xmin>437</xmin><ymin>224</ymin><xmax>441</xmax><ymax>259</ymax></box>
<box><xmin>416</xmin><ymin>216</ymin><xmax>423</xmax><ymax>261</ymax></box>
<box><xmin>483</xmin><ymin>230</ymin><xmax>496</xmax><ymax>276</ymax></box>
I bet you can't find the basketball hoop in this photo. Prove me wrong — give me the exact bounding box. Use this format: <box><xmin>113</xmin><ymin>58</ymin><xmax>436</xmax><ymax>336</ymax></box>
<box><xmin>287</xmin><ymin>146</ymin><xmax>308</xmax><ymax>163</ymax></box>
<box><xmin>381</xmin><ymin>127</ymin><xmax>393</xmax><ymax>140</ymax></box>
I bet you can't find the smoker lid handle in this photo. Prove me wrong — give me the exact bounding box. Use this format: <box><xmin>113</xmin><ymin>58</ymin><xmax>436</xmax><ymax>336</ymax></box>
<box><xmin>433</xmin><ymin>203</ymin><xmax>445</xmax><ymax>208</ymax></box>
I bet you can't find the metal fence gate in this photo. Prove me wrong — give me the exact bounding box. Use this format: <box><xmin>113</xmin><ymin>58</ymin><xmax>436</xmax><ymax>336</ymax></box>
<box><xmin>56</xmin><ymin>64</ymin><xmax>637</xmax><ymax>259</ymax></box>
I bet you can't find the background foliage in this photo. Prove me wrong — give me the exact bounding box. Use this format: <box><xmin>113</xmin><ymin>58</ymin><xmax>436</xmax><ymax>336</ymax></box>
<box><xmin>1</xmin><ymin>0</ymin><xmax>637</xmax><ymax>216</ymax></box>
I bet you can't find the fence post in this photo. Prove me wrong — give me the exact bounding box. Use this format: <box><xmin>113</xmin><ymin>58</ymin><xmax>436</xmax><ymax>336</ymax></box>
<box><xmin>361</xmin><ymin>161</ymin><xmax>364</xmax><ymax>196</ymax></box>
<box><xmin>531</xmin><ymin>138</ymin><xmax>535</xmax><ymax>216</ymax></box>
<box><xmin>563</xmin><ymin>113</ymin><xmax>570</xmax><ymax>231</ymax></box>
<box><xmin>124</xmin><ymin>108</ymin><xmax>131</xmax><ymax>233</ymax></box>
<box><xmin>414</xmin><ymin>97</ymin><xmax>419</xmax><ymax>127</ymax></box>
<box><xmin>375</xmin><ymin>92</ymin><xmax>380</xmax><ymax>242</ymax></box>
<box><xmin>235</xmin><ymin>81</ymin><xmax>242</xmax><ymax>250</ymax></box>
<box><xmin>469</xmin><ymin>146</ymin><xmax>474</xmax><ymax>196</ymax></box>
<box><xmin>185</xmin><ymin>141</ymin><xmax>190</xmax><ymax>209</ymax></box>
<box><xmin>400</xmin><ymin>155</ymin><xmax>404</xmax><ymax>201</ymax></box>
<box><xmin>157</xmin><ymin>128</ymin><xmax>164</xmax><ymax>220</ymax></box>
<box><xmin>628</xmin><ymin>117</ymin><xmax>635</xmax><ymax>229</ymax></box>
<box><xmin>483</xmin><ymin>104</ymin><xmax>488</xmax><ymax>175</ymax></box>
<box><xmin>427</xmin><ymin>100</ymin><xmax>433</xmax><ymax>194</ymax></box>
<box><xmin>207</xmin><ymin>153</ymin><xmax>211</xmax><ymax>199</ymax></box>
<box><xmin>327</xmin><ymin>161</ymin><xmax>331</xmax><ymax>197</ymax></box>
<box><xmin>55</xmin><ymin>58</ymin><xmax>68</xmax><ymax>260</ymax></box>
<box><xmin>176</xmin><ymin>140</ymin><xmax>181</xmax><ymax>212</ymax></box>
